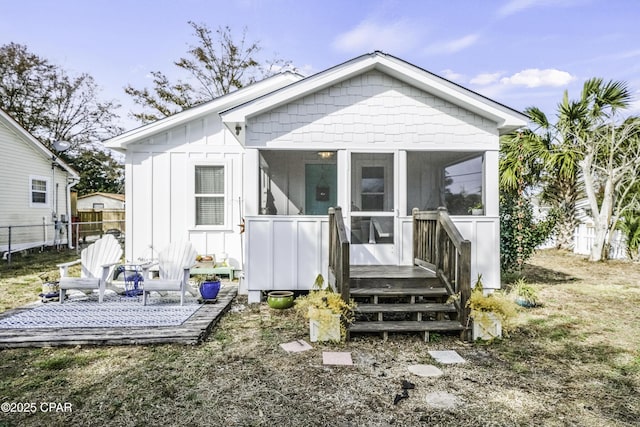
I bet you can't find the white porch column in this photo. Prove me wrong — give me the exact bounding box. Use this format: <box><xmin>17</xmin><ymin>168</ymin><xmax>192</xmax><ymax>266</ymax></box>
<box><xmin>484</xmin><ymin>150</ymin><xmax>500</xmax><ymax>217</ymax></box>
<box><xmin>337</xmin><ymin>150</ymin><xmax>349</xmax><ymax>211</ymax></box>
<box><xmin>244</xmin><ymin>149</ymin><xmax>260</xmax><ymax>216</ymax></box>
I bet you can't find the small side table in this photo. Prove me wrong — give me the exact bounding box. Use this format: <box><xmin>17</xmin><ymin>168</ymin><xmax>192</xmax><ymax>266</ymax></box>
<box><xmin>191</xmin><ymin>262</ymin><xmax>235</xmax><ymax>280</ymax></box>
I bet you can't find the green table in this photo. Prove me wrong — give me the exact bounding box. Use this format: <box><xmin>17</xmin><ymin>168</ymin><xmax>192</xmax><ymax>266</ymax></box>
<box><xmin>190</xmin><ymin>264</ymin><xmax>235</xmax><ymax>280</ymax></box>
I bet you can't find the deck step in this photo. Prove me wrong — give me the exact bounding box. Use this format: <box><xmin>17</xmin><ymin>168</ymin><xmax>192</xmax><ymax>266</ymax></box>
<box><xmin>350</xmin><ymin>287</ymin><xmax>448</xmax><ymax>297</ymax></box>
<box><xmin>355</xmin><ymin>303</ymin><xmax>456</xmax><ymax>313</ymax></box>
<box><xmin>348</xmin><ymin>320</ymin><xmax>463</xmax><ymax>333</ymax></box>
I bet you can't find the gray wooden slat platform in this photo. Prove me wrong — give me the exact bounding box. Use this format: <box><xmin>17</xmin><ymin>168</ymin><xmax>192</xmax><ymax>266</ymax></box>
<box><xmin>350</xmin><ymin>287</ymin><xmax>448</xmax><ymax>297</ymax></box>
<box><xmin>0</xmin><ymin>286</ymin><xmax>237</xmax><ymax>348</ymax></box>
<box><xmin>349</xmin><ymin>320</ymin><xmax>464</xmax><ymax>333</ymax></box>
<box><xmin>354</xmin><ymin>303</ymin><xmax>456</xmax><ymax>313</ymax></box>
<box><xmin>350</xmin><ymin>265</ymin><xmax>436</xmax><ymax>279</ymax></box>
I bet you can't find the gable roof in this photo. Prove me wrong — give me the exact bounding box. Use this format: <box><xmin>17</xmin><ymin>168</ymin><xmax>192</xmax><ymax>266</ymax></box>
<box><xmin>0</xmin><ymin>108</ymin><xmax>80</xmax><ymax>179</ymax></box>
<box><xmin>104</xmin><ymin>72</ymin><xmax>304</xmax><ymax>150</ymax></box>
<box><xmin>77</xmin><ymin>192</ymin><xmax>125</xmax><ymax>202</ymax></box>
<box><xmin>221</xmin><ymin>51</ymin><xmax>529</xmax><ymax>135</ymax></box>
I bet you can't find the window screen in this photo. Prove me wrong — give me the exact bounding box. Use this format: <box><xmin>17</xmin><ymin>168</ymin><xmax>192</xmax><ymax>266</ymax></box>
<box><xmin>195</xmin><ymin>166</ymin><xmax>225</xmax><ymax>225</ymax></box>
<box><xmin>31</xmin><ymin>179</ymin><xmax>47</xmax><ymax>204</ymax></box>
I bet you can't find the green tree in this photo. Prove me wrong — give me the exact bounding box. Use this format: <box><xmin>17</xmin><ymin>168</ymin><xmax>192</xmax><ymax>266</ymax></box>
<box><xmin>0</xmin><ymin>42</ymin><xmax>122</xmax><ymax>151</ymax></box>
<box><xmin>500</xmin><ymin>193</ymin><xmax>557</xmax><ymax>273</ymax></box>
<box><xmin>63</xmin><ymin>148</ymin><xmax>124</xmax><ymax>196</ymax></box>
<box><xmin>501</xmin><ymin>79</ymin><xmax>640</xmax><ymax>261</ymax></box>
<box><xmin>125</xmin><ymin>22</ymin><xmax>293</xmax><ymax>123</ymax></box>
<box><xmin>564</xmin><ymin>79</ymin><xmax>639</xmax><ymax>261</ymax></box>
<box><xmin>500</xmin><ymin>106</ymin><xmax>581</xmax><ymax>251</ymax></box>
<box><xmin>616</xmin><ymin>209</ymin><xmax>640</xmax><ymax>260</ymax></box>
<box><xmin>0</xmin><ymin>42</ymin><xmax>124</xmax><ymax>194</ymax></box>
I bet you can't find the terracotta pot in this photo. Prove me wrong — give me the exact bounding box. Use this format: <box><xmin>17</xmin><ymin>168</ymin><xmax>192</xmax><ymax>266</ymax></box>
<box><xmin>267</xmin><ymin>291</ymin><xmax>294</xmax><ymax>309</ymax></box>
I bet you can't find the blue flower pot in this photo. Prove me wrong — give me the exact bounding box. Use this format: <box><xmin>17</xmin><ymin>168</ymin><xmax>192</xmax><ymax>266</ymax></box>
<box><xmin>199</xmin><ymin>281</ymin><xmax>221</xmax><ymax>300</ymax></box>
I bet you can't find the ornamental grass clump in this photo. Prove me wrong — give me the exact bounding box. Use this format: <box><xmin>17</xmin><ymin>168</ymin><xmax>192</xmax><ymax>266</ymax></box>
<box><xmin>294</xmin><ymin>274</ymin><xmax>356</xmax><ymax>342</ymax></box>
<box><xmin>466</xmin><ymin>275</ymin><xmax>518</xmax><ymax>335</ymax></box>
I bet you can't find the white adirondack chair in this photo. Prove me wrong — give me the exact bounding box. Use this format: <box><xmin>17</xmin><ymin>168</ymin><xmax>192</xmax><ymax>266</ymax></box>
<box><xmin>141</xmin><ymin>241</ymin><xmax>198</xmax><ymax>305</ymax></box>
<box><xmin>57</xmin><ymin>234</ymin><xmax>123</xmax><ymax>303</ymax></box>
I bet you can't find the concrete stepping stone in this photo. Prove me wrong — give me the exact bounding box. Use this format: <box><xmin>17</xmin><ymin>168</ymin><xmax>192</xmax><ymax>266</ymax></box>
<box><xmin>425</xmin><ymin>391</ymin><xmax>461</xmax><ymax>409</ymax></box>
<box><xmin>323</xmin><ymin>351</ymin><xmax>353</xmax><ymax>366</ymax></box>
<box><xmin>428</xmin><ymin>350</ymin><xmax>466</xmax><ymax>364</ymax></box>
<box><xmin>407</xmin><ymin>364</ymin><xmax>443</xmax><ymax>377</ymax></box>
<box><xmin>279</xmin><ymin>339</ymin><xmax>312</xmax><ymax>353</ymax></box>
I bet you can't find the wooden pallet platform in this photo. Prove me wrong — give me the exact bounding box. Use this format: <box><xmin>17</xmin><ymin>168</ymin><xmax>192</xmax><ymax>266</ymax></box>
<box><xmin>0</xmin><ymin>286</ymin><xmax>237</xmax><ymax>348</ymax></box>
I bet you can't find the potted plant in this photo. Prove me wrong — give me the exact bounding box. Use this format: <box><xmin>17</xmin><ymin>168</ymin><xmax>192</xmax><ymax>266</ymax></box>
<box><xmin>469</xmin><ymin>202</ymin><xmax>484</xmax><ymax>215</ymax></box>
<box><xmin>466</xmin><ymin>275</ymin><xmax>517</xmax><ymax>340</ymax></box>
<box><xmin>509</xmin><ymin>278</ymin><xmax>538</xmax><ymax>308</ymax></box>
<box><xmin>195</xmin><ymin>274</ymin><xmax>221</xmax><ymax>300</ymax></box>
<box><xmin>294</xmin><ymin>274</ymin><xmax>356</xmax><ymax>342</ymax></box>
<box><xmin>38</xmin><ymin>271</ymin><xmax>60</xmax><ymax>301</ymax></box>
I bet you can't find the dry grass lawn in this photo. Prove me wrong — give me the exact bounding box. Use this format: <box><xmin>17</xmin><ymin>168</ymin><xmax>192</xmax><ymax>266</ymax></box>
<box><xmin>0</xmin><ymin>249</ymin><xmax>639</xmax><ymax>426</ymax></box>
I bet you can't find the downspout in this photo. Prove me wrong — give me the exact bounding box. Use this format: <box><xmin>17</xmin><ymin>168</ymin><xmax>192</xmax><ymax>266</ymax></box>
<box><xmin>66</xmin><ymin>176</ymin><xmax>80</xmax><ymax>249</ymax></box>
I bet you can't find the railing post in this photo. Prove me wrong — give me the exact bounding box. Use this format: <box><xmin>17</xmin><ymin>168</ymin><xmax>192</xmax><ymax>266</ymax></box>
<box><xmin>412</xmin><ymin>207</ymin><xmax>419</xmax><ymax>264</ymax></box>
<box><xmin>7</xmin><ymin>226</ymin><xmax>11</xmax><ymax>265</ymax></box>
<box><xmin>459</xmin><ymin>239</ymin><xmax>472</xmax><ymax>340</ymax></box>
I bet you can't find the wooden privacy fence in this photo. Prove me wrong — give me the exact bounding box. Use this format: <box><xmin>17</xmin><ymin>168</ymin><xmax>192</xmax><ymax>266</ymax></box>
<box><xmin>413</xmin><ymin>207</ymin><xmax>471</xmax><ymax>329</ymax></box>
<box><xmin>75</xmin><ymin>210</ymin><xmax>125</xmax><ymax>241</ymax></box>
<box><xmin>328</xmin><ymin>207</ymin><xmax>350</xmax><ymax>302</ymax></box>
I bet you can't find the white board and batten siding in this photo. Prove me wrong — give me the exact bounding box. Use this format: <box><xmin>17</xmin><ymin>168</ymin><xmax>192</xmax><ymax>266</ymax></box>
<box><xmin>125</xmin><ymin>112</ymin><xmax>244</xmax><ymax>267</ymax></box>
<box><xmin>245</xmin><ymin>216</ymin><xmax>329</xmax><ymax>293</ymax></box>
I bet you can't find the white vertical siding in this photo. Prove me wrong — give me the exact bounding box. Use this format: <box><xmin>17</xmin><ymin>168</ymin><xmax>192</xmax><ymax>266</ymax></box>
<box><xmin>125</xmin><ymin>112</ymin><xmax>245</xmax><ymax>267</ymax></box>
<box><xmin>245</xmin><ymin>216</ymin><xmax>329</xmax><ymax>294</ymax></box>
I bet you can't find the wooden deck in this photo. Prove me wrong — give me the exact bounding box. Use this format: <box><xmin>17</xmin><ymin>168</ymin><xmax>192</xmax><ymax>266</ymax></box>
<box><xmin>0</xmin><ymin>285</ymin><xmax>237</xmax><ymax>348</ymax></box>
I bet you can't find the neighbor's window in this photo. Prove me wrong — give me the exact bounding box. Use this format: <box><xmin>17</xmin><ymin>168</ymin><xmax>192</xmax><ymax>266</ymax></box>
<box><xmin>30</xmin><ymin>177</ymin><xmax>48</xmax><ymax>206</ymax></box>
<box><xmin>195</xmin><ymin>165</ymin><xmax>225</xmax><ymax>226</ymax></box>
<box><xmin>92</xmin><ymin>203</ymin><xmax>105</xmax><ymax>210</ymax></box>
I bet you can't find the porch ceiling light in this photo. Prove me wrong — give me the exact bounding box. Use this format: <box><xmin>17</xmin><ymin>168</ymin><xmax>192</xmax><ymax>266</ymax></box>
<box><xmin>317</xmin><ymin>151</ymin><xmax>334</xmax><ymax>159</ymax></box>
<box><xmin>235</xmin><ymin>123</ymin><xmax>242</xmax><ymax>135</ymax></box>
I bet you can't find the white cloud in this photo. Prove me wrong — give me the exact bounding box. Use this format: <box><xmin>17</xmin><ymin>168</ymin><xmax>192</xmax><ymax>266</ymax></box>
<box><xmin>424</xmin><ymin>34</ymin><xmax>480</xmax><ymax>55</ymax></box>
<box><xmin>497</xmin><ymin>0</ymin><xmax>587</xmax><ymax>17</ymax></box>
<box><xmin>470</xmin><ymin>72</ymin><xmax>503</xmax><ymax>85</ymax></box>
<box><xmin>440</xmin><ymin>69</ymin><xmax>465</xmax><ymax>82</ymax></box>
<box><xmin>332</xmin><ymin>20</ymin><xmax>422</xmax><ymax>54</ymax></box>
<box><xmin>500</xmin><ymin>68</ymin><xmax>575</xmax><ymax>88</ymax></box>
<box><xmin>497</xmin><ymin>0</ymin><xmax>541</xmax><ymax>17</ymax></box>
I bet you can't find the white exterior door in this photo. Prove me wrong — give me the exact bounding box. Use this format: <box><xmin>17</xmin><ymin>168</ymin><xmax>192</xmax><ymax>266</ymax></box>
<box><xmin>349</xmin><ymin>152</ymin><xmax>398</xmax><ymax>265</ymax></box>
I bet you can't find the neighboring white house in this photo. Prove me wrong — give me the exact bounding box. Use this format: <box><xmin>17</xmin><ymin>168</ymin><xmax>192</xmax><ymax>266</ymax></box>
<box><xmin>77</xmin><ymin>192</ymin><xmax>125</xmax><ymax>211</ymax></box>
<box><xmin>105</xmin><ymin>52</ymin><xmax>528</xmax><ymax>302</ymax></box>
<box><xmin>0</xmin><ymin>108</ymin><xmax>80</xmax><ymax>256</ymax></box>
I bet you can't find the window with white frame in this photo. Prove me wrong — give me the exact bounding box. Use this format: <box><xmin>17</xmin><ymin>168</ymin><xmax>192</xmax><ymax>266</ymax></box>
<box><xmin>195</xmin><ymin>165</ymin><xmax>225</xmax><ymax>226</ymax></box>
<box><xmin>30</xmin><ymin>176</ymin><xmax>49</xmax><ymax>207</ymax></box>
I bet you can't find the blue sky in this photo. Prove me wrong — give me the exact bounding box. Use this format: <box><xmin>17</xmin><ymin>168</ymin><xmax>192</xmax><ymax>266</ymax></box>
<box><xmin>2</xmin><ymin>0</ymin><xmax>639</xmax><ymax>131</ymax></box>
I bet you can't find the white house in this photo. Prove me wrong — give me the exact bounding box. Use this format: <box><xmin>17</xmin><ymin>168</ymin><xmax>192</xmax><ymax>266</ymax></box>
<box><xmin>106</xmin><ymin>52</ymin><xmax>528</xmax><ymax>303</ymax></box>
<box><xmin>77</xmin><ymin>192</ymin><xmax>125</xmax><ymax>211</ymax></box>
<box><xmin>0</xmin><ymin>108</ymin><xmax>80</xmax><ymax>256</ymax></box>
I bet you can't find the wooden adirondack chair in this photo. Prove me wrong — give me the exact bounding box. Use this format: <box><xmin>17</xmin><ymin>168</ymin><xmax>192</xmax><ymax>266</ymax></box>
<box><xmin>57</xmin><ymin>234</ymin><xmax>123</xmax><ymax>303</ymax></box>
<box><xmin>141</xmin><ymin>241</ymin><xmax>198</xmax><ymax>305</ymax></box>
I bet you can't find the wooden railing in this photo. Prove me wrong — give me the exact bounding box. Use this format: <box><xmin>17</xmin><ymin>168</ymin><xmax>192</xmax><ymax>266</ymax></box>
<box><xmin>328</xmin><ymin>207</ymin><xmax>350</xmax><ymax>302</ymax></box>
<box><xmin>413</xmin><ymin>207</ymin><xmax>471</xmax><ymax>334</ymax></box>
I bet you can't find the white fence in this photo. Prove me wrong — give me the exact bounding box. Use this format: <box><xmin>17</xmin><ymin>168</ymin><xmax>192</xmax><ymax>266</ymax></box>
<box><xmin>541</xmin><ymin>223</ymin><xmax>629</xmax><ymax>259</ymax></box>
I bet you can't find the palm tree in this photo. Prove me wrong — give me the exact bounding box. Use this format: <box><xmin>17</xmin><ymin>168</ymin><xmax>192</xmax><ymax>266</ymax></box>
<box><xmin>566</xmin><ymin>78</ymin><xmax>636</xmax><ymax>261</ymax></box>
<box><xmin>500</xmin><ymin>106</ymin><xmax>581</xmax><ymax>250</ymax></box>
<box><xmin>501</xmin><ymin>78</ymin><xmax>638</xmax><ymax>261</ymax></box>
